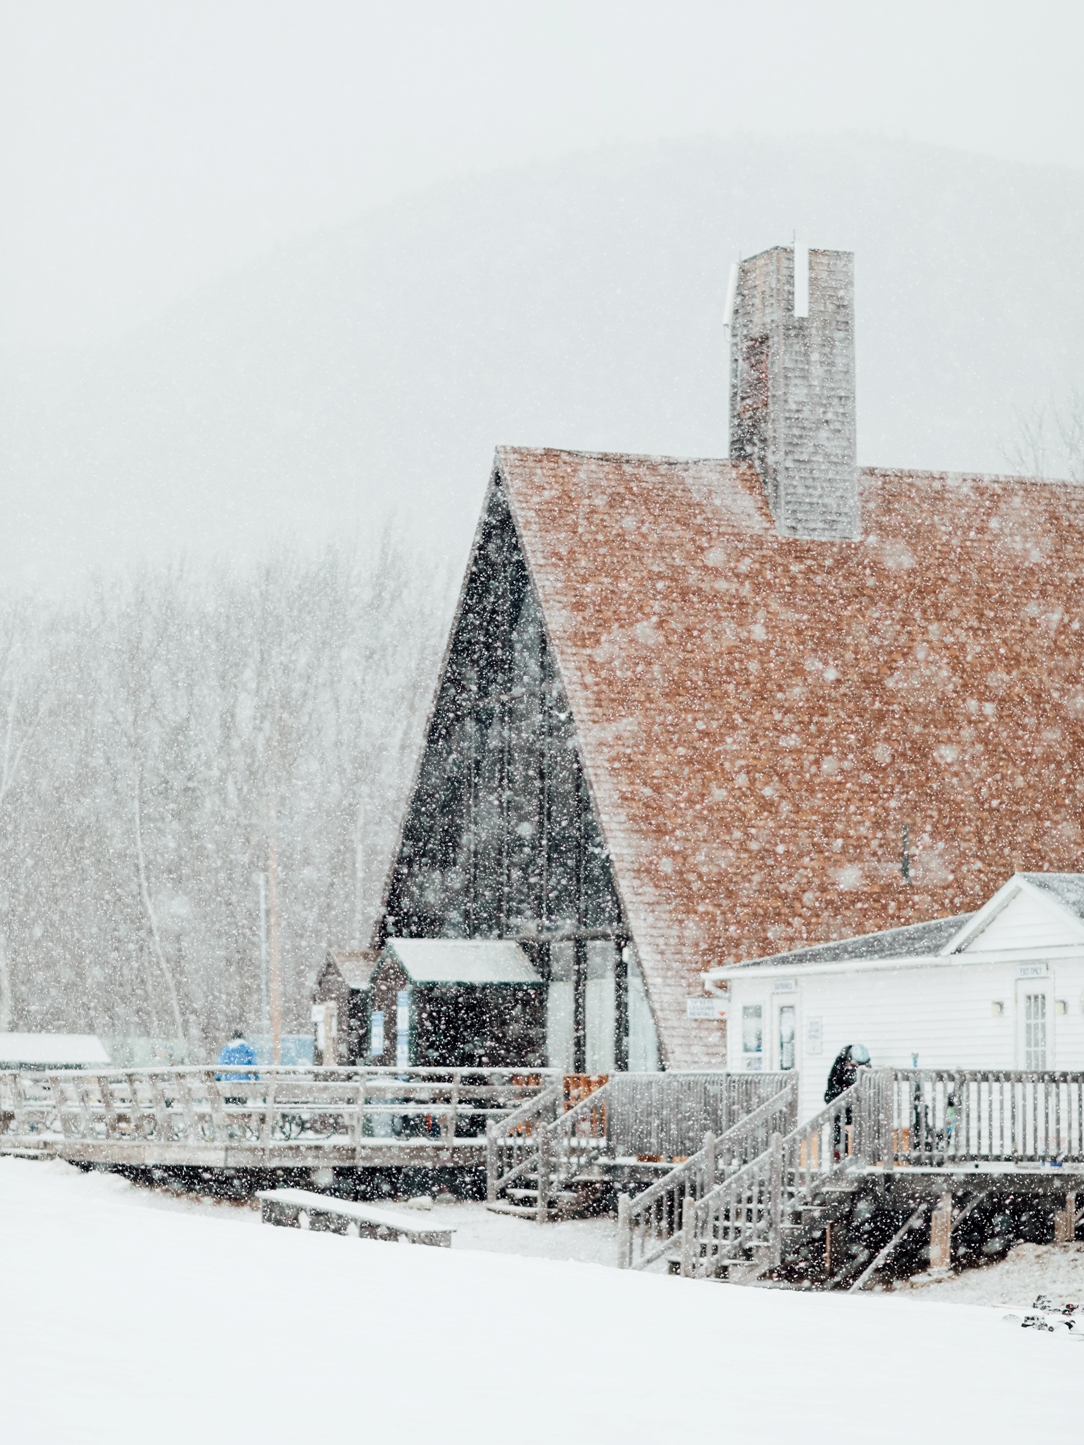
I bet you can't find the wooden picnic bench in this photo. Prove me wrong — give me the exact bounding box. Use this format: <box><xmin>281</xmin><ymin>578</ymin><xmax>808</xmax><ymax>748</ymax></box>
<box><xmin>256</xmin><ymin>1188</ymin><xmax>456</xmax><ymax>1247</ymax></box>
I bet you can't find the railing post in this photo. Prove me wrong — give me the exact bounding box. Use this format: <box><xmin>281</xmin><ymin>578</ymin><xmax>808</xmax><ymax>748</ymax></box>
<box><xmin>881</xmin><ymin>1071</ymin><xmax>894</xmax><ymax>1173</ymax></box>
<box><xmin>536</xmin><ymin>1125</ymin><xmax>551</xmax><ymax>1224</ymax></box>
<box><xmin>617</xmin><ymin>1193</ymin><xmax>632</xmax><ymax>1269</ymax></box>
<box><xmin>768</xmin><ymin>1130</ymin><xmax>783</xmax><ymax>1269</ymax></box>
<box><xmin>486</xmin><ymin>1120</ymin><xmax>498</xmax><ymax>1204</ymax></box>
<box><xmin>680</xmin><ymin>1192</ymin><xmax>695</xmax><ymax>1277</ymax></box>
<box><xmin>703</xmin><ymin>1130</ymin><xmax>716</xmax><ymax>1194</ymax></box>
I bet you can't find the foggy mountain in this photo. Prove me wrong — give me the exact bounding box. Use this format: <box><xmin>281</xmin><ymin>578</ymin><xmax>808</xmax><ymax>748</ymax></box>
<box><xmin>3</xmin><ymin>133</ymin><xmax>1083</xmax><ymax>597</ymax></box>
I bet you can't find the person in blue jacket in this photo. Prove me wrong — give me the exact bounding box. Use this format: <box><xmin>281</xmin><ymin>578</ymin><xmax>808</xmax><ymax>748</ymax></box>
<box><xmin>216</xmin><ymin>1029</ymin><xmax>257</xmax><ymax>1083</ymax></box>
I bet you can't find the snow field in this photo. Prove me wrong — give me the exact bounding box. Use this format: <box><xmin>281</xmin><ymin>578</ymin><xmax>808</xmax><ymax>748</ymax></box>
<box><xmin>0</xmin><ymin>1159</ymin><xmax>1079</xmax><ymax>1444</ymax></box>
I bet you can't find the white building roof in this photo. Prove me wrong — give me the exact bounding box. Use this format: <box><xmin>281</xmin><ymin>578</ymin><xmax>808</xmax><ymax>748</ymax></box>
<box><xmin>0</xmin><ymin>1033</ymin><xmax>111</xmax><ymax>1067</ymax></box>
<box><xmin>380</xmin><ymin>938</ymin><xmax>541</xmax><ymax>985</ymax></box>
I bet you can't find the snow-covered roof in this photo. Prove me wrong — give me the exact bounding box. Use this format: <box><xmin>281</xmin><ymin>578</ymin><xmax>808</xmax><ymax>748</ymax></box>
<box><xmin>711</xmin><ymin>913</ymin><xmax>969</xmax><ymax>975</ymax></box>
<box><xmin>707</xmin><ymin>872</ymin><xmax>1084</xmax><ymax>982</ymax></box>
<box><xmin>325</xmin><ymin>950</ymin><xmax>377</xmax><ymax>990</ymax></box>
<box><xmin>380</xmin><ymin>939</ymin><xmax>541</xmax><ymax>985</ymax></box>
<box><xmin>0</xmin><ymin>1033</ymin><xmax>110</xmax><ymax>1067</ymax></box>
<box><xmin>1019</xmin><ymin>872</ymin><xmax>1084</xmax><ymax>920</ymax></box>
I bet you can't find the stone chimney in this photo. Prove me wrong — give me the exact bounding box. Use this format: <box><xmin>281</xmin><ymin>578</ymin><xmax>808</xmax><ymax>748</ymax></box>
<box><xmin>728</xmin><ymin>246</ymin><xmax>859</xmax><ymax>541</ymax></box>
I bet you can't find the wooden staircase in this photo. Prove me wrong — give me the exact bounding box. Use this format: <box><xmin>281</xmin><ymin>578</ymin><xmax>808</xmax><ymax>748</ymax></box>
<box><xmin>619</xmin><ymin>1078</ymin><xmax>877</xmax><ymax>1282</ymax></box>
<box><xmin>486</xmin><ymin>1076</ymin><xmax>616</xmax><ymax>1220</ymax></box>
<box><xmin>487</xmin><ymin>1072</ymin><xmax>797</xmax><ymax>1223</ymax></box>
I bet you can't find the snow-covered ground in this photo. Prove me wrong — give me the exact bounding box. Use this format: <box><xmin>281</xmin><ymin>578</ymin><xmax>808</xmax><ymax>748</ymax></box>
<box><xmin>901</xmin><ymin>1239</ymin><xmax>1084</xmax><ymax>1308</ymax></box>
<box><xmin>1</xmin><ymin>1159</ymin><xmax>1079</xmax><ymax>1444</ymax></box>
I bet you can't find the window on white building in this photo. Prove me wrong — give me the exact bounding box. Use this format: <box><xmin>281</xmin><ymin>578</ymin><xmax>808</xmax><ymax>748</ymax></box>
<box><xmin>742</xmin><ymin>1004</ymin><xmax>763</xmax><ymax>1071</ymax></box>
<box><xmin>778</xmin><ymin>1004</ymin><xmax>796</xmax><ymax>1070</ymax></box>
<box><xmin>1024</xmin><ymin>992</ymin><xmax>1047</xmax><ymax>1070</ymax></box>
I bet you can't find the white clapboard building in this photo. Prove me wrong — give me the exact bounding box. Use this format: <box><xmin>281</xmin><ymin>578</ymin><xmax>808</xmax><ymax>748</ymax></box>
<box><xmin>704</xmin><ymin>873</ymin><xmax>1084</xmax><ymax>1123</ymax></box>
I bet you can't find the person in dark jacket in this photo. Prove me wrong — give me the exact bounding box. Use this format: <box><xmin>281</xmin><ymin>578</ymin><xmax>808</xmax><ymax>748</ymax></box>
<box><xmin>825</xmin><ymin>1044</ymin><xmax>871</xmax><ymax>1160</ymax></box>
<box><xmin>824</xmin><ymin>1043</ymin><xmax>871</xmax><ymax>1103</ymax></box>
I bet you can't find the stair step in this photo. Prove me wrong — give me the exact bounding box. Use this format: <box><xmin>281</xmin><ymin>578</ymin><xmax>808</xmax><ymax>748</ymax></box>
<box><xmin>485</xmin><ymin>1202</ymin><xmax>563</xmax><ymax>1219</ymax></box>
<box><xmin>502</xmin><ymin>1187</ymin><xmax>587</xmax><ymax>1206</ymax></box>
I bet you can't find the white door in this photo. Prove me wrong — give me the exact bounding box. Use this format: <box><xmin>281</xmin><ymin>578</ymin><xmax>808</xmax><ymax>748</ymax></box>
<box><xmin>1016</xmin><ymin>979</ymin><xmax>1053</xmax><ymax>1070</ymax></box>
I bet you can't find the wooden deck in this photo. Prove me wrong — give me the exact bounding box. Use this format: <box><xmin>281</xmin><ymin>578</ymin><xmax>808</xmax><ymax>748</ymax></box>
<box><xmin>619</xmin><ymin>1069</ymin><xmax>1084</xmax><ymax>1285</ymax></box>
<box><xmin>0</xmin><ymin>1065</ymin><xmax>558</xmax><ymax>1171</ymax></box>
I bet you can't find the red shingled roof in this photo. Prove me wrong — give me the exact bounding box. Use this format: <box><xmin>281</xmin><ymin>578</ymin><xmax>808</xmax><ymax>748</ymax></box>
<box><xmin>498</xmin><ymin>445</ymin><xmax>1084</xmax><ymax>1066</ymax></box>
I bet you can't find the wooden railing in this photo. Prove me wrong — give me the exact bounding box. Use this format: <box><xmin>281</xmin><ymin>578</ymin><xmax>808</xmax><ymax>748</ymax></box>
<box><xmin>883</xmin><ymin>1070</ymin><xmax>1084</xmax><ymax>1166</ymax></box>
<box><xmin>617</xmin><ymin>1075</ymin><xmax>798</xmax><ymax>1270</ymax></box>
<box><xmin>680</xmin><ymin>1081</ymin><xmax>863</xmax><ymax>1279</ymax></box>
<box><xmin>485</xmin><ymin>1071</ymin><xmax>795</xmax><ymax>1218</ymax></box>
<box><xmin>486</xmin><ymin>1083</ymin><xmax>565</xmax><ymax>1204</ymax></box>
<box><xmin>675</xmin><ymin>1069</ymin><xmax>1084</xmax><ymax>1281</ymax></box>
<box><xmin>0</xmin><ymin>1066</ymin><xmax>558</xmax><ymax>1152</ymax></box>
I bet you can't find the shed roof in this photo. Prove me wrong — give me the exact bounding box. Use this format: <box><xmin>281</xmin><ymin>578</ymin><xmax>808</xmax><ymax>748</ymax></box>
<box><xmin>381</xmin><ymin>938</ymin><xmax>541</xmax><ymax>985</ymax></box>
<box><xmin>0</xmin><ymin>1033</ymin><xmax>110</xmax><ymax>1067</ymax></box>
<box><xmin>325</xmin><ymin>950</ymin><xmax>377</xmax><ymax>991</ymax></box>
<box><xmin>497</xmin><ymin>446</ymin><xmax>1084</xmax><ymax>1063</ymax></box>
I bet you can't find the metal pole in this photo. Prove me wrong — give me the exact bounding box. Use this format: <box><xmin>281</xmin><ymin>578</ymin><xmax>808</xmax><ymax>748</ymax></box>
<box><xmin>268</xmin><ymin>802</ymin><xmax>282</xmax><ymax>1066</ymax></box>
<box><xmin>257</xmin><ymin>871</ymin><xmax>269</xmax><ymax>1037</ymax></box>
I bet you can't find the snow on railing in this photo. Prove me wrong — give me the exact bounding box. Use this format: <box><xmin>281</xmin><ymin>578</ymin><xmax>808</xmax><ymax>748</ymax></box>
<box><xmin>617</xmin><ymin>1075</ymin><xmax>798</xmax><ymax>1271</ymax></box>
<box><xmin>0</xmin><ymin>1066</ymin><xmax>558</xmax><ymax>1151</ymax></box>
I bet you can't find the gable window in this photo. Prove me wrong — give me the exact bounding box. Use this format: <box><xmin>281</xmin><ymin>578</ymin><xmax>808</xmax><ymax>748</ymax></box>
<box><xmin>742</xmin><ymin>1004</ymin><xmax>763</xmax><ymax>1071</ymax></box>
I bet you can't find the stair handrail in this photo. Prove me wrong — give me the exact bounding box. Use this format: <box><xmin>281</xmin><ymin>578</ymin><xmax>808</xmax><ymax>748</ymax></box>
<box><xmin>617</xmin><ymin>1075</ymin><xmax>798</xmax><ymax>1270</ymax></box>
<box><xmin>485</xmin><ymin>1082</ymin><xmax>564</xmax><ymax>1203</ymax></box>
<box><xmin>533</xmin><ymin>1077</ymin><xmax>617</xmax><ymax>1216</ymax></box>
<box><xmin>681</xmin><ymin>1080</ymin><xmax>864</xmax><ymax>1279</ymax></box>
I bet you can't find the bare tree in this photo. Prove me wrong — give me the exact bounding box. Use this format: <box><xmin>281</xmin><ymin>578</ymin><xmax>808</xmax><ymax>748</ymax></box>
<box><xmin>0</xmin><ymin>538</ymin><xmax>446</xmax><ymax>1056</ymax></box>
<box><xmin>1003</xmin><ymin>390</ymin><xmax>1084</xmax><ymax>481</ymax></box>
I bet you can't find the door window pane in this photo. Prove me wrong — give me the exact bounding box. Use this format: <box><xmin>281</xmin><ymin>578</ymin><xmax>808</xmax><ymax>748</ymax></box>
<box><xmin>742</xmin><ymin>1005</ymin><xmax>763</xmax><ymax>1055</ymax></box>
<box><xmin>1025</xmin><ymin>992</ymin><xmax>1047</xmax><ymax>1070</ymax></box>
<box><xmin>778</xmin><ymin>1004</ymin><xmax>796</xmax><ymax>1070</ymax></box>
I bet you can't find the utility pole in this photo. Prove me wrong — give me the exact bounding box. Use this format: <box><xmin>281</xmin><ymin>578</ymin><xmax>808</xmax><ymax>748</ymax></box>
<box><xmin>257</xmin><ymin>871</ymin><xmax>269</xmax><ymax>1037</ymax></box>
<box><xmin>268</xmin><ymin>802</ymin><xmax>282</xmax><ymax>1065</ymax></box>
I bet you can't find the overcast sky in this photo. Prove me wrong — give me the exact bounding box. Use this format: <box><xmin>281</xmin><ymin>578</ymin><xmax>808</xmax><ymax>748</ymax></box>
<box><xmin>2</xmin><ymin>0</ymin><xmax>1082</xmax><ymax>347</ymax></box>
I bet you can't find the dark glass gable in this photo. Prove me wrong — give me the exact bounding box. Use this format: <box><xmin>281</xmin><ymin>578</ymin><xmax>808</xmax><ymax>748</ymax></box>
<box><xmin>380</xmin><ymin>477</ymin><xmax>624</xmax><ymax>948</ymax></box>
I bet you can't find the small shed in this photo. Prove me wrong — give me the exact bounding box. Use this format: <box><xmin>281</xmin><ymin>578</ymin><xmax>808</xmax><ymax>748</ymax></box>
<box><xmin>368</xmin><ymin>939</ymin><xmax>545</xmax><ymax>1068</ymax></box>
<box><xmin>0</xmin><ymin>1033</ymin><xmax>111</xmax><ymax>1070</ymax></box>
<box><xmin>312</xmin><ymin>950</ymin><xmax>376</xmax><ymax>1065</ymax></box>
<box><xmin>705</xmin><ymin>873</ymin><xmax>1084</xmax><ymax>1123</ymax></box>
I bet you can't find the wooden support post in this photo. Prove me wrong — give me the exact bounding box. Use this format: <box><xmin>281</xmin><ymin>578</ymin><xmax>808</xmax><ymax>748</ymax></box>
<box><xmin>1054</xmin><ymin>1192</ymin><xmax>1078</xmax><ymax>1244</ymax></box>
<box><xmin>486</xmin><ymin>1121</ymin><xmax>498</xmax><ymax>1204</ymax></box>
<box><xmin>98</xmin><ymin>1076</ymin><xmax>119</xmax><ymax>1140</ymax></box>
<box><xmin>617</xmin><ymin>1193</ymin><xmax>632</xmax><ymax>1269</ymax></box>
<box><xmin>929</xmin><ymin>1191</ymin><xmax>953</xmax><ymax>1271</ymax></box>
<box><xmin>260</xmin><ymin>1081</ymin><xmax>277</xmax><ymax>1146</ymax></box>
<box><xmin>148</xmin><ymin>1074</ymin><xmax>170</xmax><ymax>1141</ymax></box>
<box><xmin>536</xmin><ymin>1125</ymin><xmax>551</xmax><ymax>1224</ymax></box>
<box><xmin>680</xmin><ymin>1193</ymin><xmax>694</xmax><ymax>1278</ymax></box>
<box><xmin>205</xmin><ymin>1074</ymin><xmax>227</xmax><ymax>1140</ymax></box>
<box><xmin>768</xmin><ymin>1130</ymin><xmax>783</xmax><ymax>1269</ymax></box>
<box><xmin>445</xmin><ymin>1072</ymin><xmax>460</xmax><ymax>1147</ymax></box>
<box><xmin>703</xmin><ymin>1130</ymin><xmax>717</xmax><ymax>1193</ymax></box>
<box><xmin>352</xmin><ymin>1073</ymin><xmax>368</xmax><ymax>1157</ymax></box>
